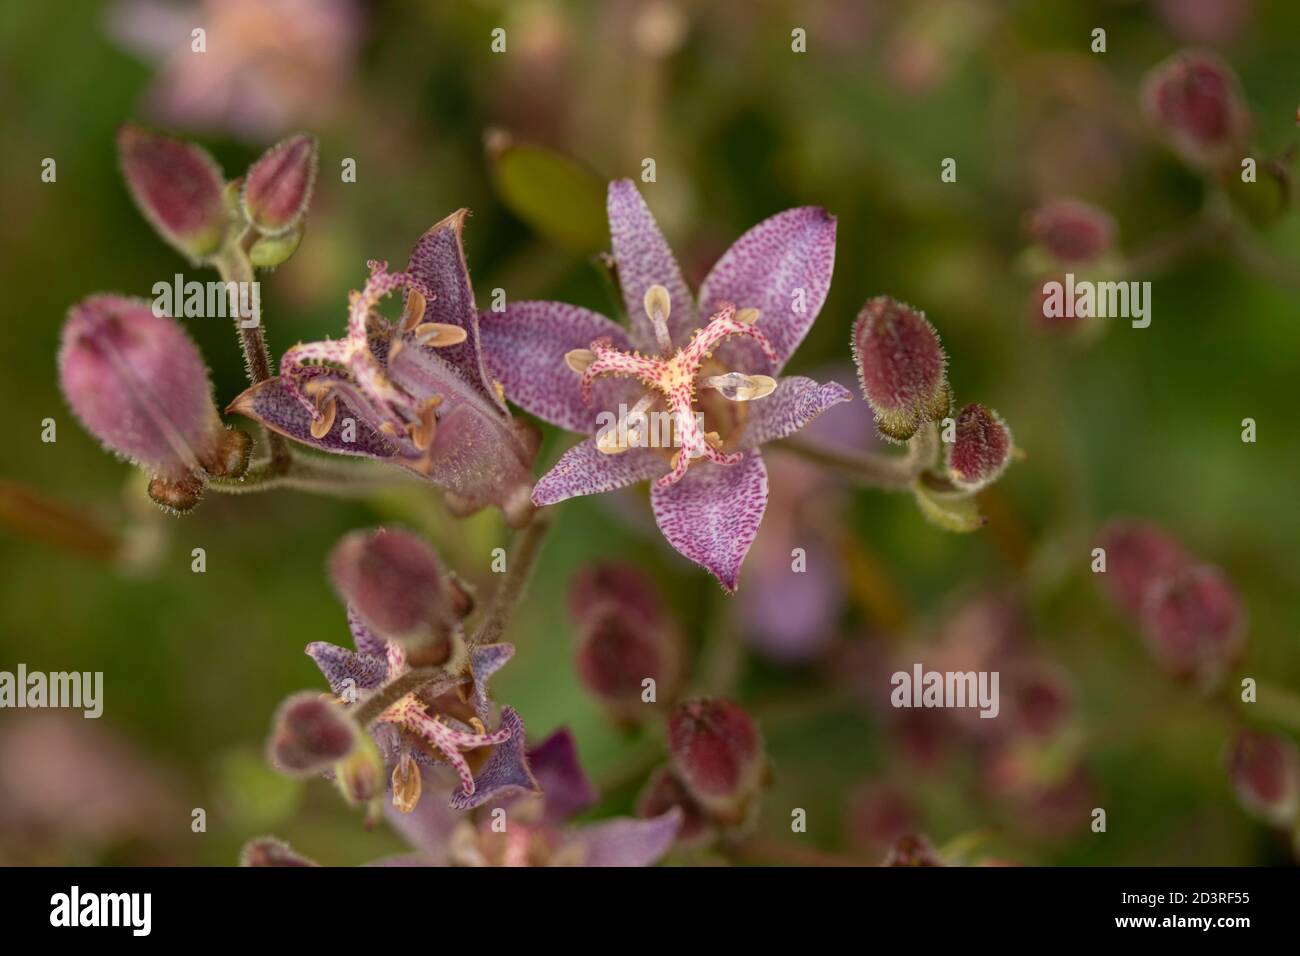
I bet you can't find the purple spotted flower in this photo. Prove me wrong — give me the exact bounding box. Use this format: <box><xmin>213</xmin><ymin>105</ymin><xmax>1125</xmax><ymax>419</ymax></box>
<box><xmin>480</xmin><ymin>180</ymin><xmax>848</xmax><ymax>590</ymax></box>
<box><xmin>229</xmin><ymin>212</ymin><xmax>538</xmax><ymax>526</ymax></box>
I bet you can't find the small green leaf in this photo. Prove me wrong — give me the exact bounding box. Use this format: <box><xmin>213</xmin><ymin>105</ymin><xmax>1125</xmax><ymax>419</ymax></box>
<box><xmin>491</xmin><ymin>143</ymin><xmax>606</xmax><ymax>251</ymax></box>
<box><xmin>913</xmin><ymin>481</ymin><xmax>985</xmax><ymax>533</ymax></box>
<box><xmin>249</xmin><ymin>227</ymin><xmax>303</xmax><ymax>269</ymax></box>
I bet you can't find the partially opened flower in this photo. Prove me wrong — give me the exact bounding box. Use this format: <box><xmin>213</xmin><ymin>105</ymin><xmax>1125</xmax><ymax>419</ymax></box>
<box><xmin>230</xmin><ymin>213</ymin><xmax>538</xmax><ymax>526</ymax></box>
<box><xmin>480</xmin><ymin>180</ymin><xmax>847</xmax><ymax>590</ymax></box>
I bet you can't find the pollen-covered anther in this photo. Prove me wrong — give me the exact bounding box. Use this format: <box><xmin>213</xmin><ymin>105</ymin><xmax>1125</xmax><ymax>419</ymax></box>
<box><xmin>704</xmin><ymin>372</ymin><xmax>777</xmax><ymax>401</ymax></box>
<box><xmin>565</xmin><ymin>348</ymin><xmax>596</xmax><ymax>373</ymax></box>
<box><xmin>644</xmin><ymin>283</ymin><xmax>674</xmax><ymax>353</ymax></box>
<box><xmin>391</xmin><ymin>752</ymin><xmax>422</xmax><ymax>814</ymax></box>
<box><xmin>408</xmin><ymin>396</ymin><xmax>442</xmax><ymax>451</ymax></box>
<box><xmin>735</xmin><ymin>308</ymin><xmax>759</xmax><ymax>325</ymax></box>
<box><xmin>400</xmin><ymin>289</ymin><xmax>427</xmax><ymax>332</ymax></box>
<box><xmin>413</xmin><ymin>322</ymin><xmax>468</xmax><ymax>348</ymax></box>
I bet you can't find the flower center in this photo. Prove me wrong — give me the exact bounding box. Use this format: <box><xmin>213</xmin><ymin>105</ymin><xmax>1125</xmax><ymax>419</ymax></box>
<box><xmin>566</xmin><ymin>285</ymin><xmax>778</xmax><ymax>487</ymax></box>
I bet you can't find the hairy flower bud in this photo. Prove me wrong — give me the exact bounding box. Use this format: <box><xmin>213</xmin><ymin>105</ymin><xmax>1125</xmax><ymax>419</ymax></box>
<box><xmin>118</xmin><ymin>124</ymin><xmax>228</xmax><ymax>263</ymax></box>
<box><xmin>1024</xmin><ymin>198</ymin><xmax>1116</xmax><ymax>265</ymax></box>
<box><xmin>239</xmin><ymin>836</ymin><xmax>318</xmax><ymax>867</ymax></box>
<box><xmin>267</xmin><ymin>692</ymin><xmax>358</xmax><ymax>776</ymax></box>
<box><xmin>947</xmin><ymin>403</ymin><xmax>1013</xmax><ymax>491</ymax></box>
<box><xmin>635</xmin><ymin>765</ymin><xmax>711</xmax><ymax>847</ymax></box>
<box><xmin>1142</xmin><ymin>49</ymin><xmax>1249</xmax><ymax>168</ymax></box>
<box><xmin>668</xmin><ymin>698</ymin><xmax>765</xmax><ymax>824</ymax></box>
<box><xmin>328</xmin><ymin>528</ymin><xmax>455</xmax><ymax>660</ymax></box>
<box><xmin>1140</xmin><ymin>564</ymin><xmax>1245</xmax><ymax>685</ymax></box>
<box><xmin>58</xmin><ymin>295</ymin><xmax>250</xmax><ymax>512</ymax></box>
<box><xmin>1094</xmin><ymin>519</ymin><xmax>1190</xmax><ymax>619</ymax></box>
<box><xmin>852</xmin><ymin>296</ymin><xmax>950</xmax><ymax>442</ymax></box>
<box><xmin>335</xmin><ymin>735</ymin><xmax>385</xmax><ymax>807</ymax></box>
<box><xmin>1226</xmin><ymin>730</ymin><xmax>1300</xmax><ymax>827</ymax></box>
<box><xmin>241</xmin><ymin>133</ymin><xmax>318</xmax><ymax>236</ymax></box>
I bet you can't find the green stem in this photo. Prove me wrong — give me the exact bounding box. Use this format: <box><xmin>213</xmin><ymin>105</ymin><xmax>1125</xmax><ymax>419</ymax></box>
<box><xmin>779</xmin><ymin>422</ymin><xmax>938</xmax><ymax>490</ymax></box>
<box><xmin>1249</xmin><ymin>682</ymin><xmax>1300</xmax><ymax>735</ymax></box>
<box><xmin>208</xmin><ymin>455</ymin><xmax>416</xmax><ymax>499</ymax></box>
<box><xmin>472</xmin><ymin>510</ymin><xmax>555</xmax><ymax>645</ymax></box>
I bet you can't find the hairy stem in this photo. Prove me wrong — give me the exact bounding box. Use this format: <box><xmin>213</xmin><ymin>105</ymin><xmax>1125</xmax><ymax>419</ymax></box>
<box><xmin>211</xmin><ymin>243</ymin><xmax>292</xmax><ymax>473</ymax></box>
<box><xmin>208</xmin><ymin>455</ymin><xmax>416</xmax><ymax>498</ymax></box>
<box><xmin>352</xmin><ymin>666</ymin><xmax>451</xmax><ymax>727</ymax></box>
<box><xmin>472</xmin><ymin>510</ymin><xmax>555</xmax><ymax>645</ymax></box>
<box><xmin>779</xmin><ymin>422</ymin><xmax>939</xmax><ymax>490</ymax></box>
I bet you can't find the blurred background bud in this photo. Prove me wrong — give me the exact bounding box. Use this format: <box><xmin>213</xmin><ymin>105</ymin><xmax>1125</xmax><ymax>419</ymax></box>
<box><xmin>328</xmin><ymin>528</ymin><xmax>455</xmax><ymax>659</ymax></box>
<box><xmin>1094</xmin><ymin>519</ymin><xmax>1190</xmax><ymax>619</ymax></box>
<box><xmin>1024</xmin><ymin>198</ymin><xmax>1116</xmax><ymax>265</ymax></box>
<box><xmin>239</xmin><ymin>836</ymin><xmax>318</xmax><ymax>867</ymax></box>
<box><xmin>266</xmin><ymin>692</ymin><xmax>358</xmax><ymax>776</ymax></box>
<box><xmin>117</xmin><ymin>124</ymin><xmax>227</xmax><ymax>262</ymax></box>
<box><xmin>880</xmin><ymin>833</ymin><xmax>943</xmax><ymax>866</ymax></box>
<box><xmin>1226</xmin><ymin>730</ymin><xmax>1300</xmax><ymax>828</ymax></box>
<box><xmin>1142</xmin><ymin>49</ymin><xmax>1250</xmax><ymax>169</ymax></box>
<box><xmin>58</xmin><ymin>295</ymin><xmax>249</xmax><ymax>512</ymax></box>
<box><xmin>668</xmin><ymin>697</ymin><xmax>764</xmax><ymax>825</ymax></box>
<box><xmin>1140</xmin><ymin>564</ymin><xmax>1245</xmax><ymax>685</ymax></box>
<box><xmin>947</xmin><ymin>403</ymin><xmax>1013</xmax><ymax>491</ymax></box>
<box><xmin>852</xmin><ymin>296</ymin><xmax>950</xmax><ymax>442</ymax></box>
<box><xmin>846</xmin><ymin>782</ymin><xmax>918</xmax><ymax>857</ymax></box>
<box><xmin>635</xmin><ymin>765</ymin><xmax>712</xmax><ymax>848</ymax></box>
<box><xmin>241</xmin><ymin>133</ymin><xmax>317</xmax><ymax>236</ymax></box>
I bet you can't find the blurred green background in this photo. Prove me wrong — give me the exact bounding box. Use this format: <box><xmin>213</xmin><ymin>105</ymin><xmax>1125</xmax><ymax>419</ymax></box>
<box><xmin>1</xmin><ymin>0</ymin><xmax>1298</xmax><ymax>865</ymax></box>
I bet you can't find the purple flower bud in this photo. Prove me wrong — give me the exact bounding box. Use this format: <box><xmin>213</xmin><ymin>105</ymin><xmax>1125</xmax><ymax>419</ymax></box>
<box><xmin>636</xmin><ymin>765</ymin><xmax>712</xmax><ymax>847</ymax></box>
<box><xmin>1142</xmin><ymin>49</ymin><xmax>1250</xmax><ymax>168</ymax></box>
<box><xmin>267</xmin><ymin>692</ymin><xmax>358</xmax><ymax>777</ymax></box>
<box><xmin>1140</xmin><ymin>564</ymin><xmax>1245</xmax><ymax>685</ymax></box>
<box><xmin>241</xmin><ymin>133</ymin><xmax>318</xmax><ymax>236</ymax></box>
<box><xmin>668</xmin><ymin>698</ymin><xmax>765</xmax><ymax>824</ymax></box>
<box><xmin>947</xmin><ymin>403</ymin><xmax>1013</xmax><ymax>491</ymax></box>
<box><xmin>880</xmin><ymin>833</ymin><xmax>944</xmax><ymax>867</ymax></box>
<box><xmin>1024</xmin><ymin>199</ymin><xmax>1116</xmax><ymax>265</ymax></box>
<box><xmin>239</xmin><ymin>836</ymin><xmax>319</xmax><ymax>867</ymax></box>
<box><xmin>574</xmin><ymin>608</ymin><xmax>683</xmax><ymax>722</ymax></box>
<box><xmin>1094</xmin><ymin>519</ymin><xmax>1190</xmax><ymax>619</ymax></box>
<box><xmin>58</xmin><ymin>295</ymin><xmax>250</xmax><ymax>512</ymax></box>
<box><xmin>568</xmin><ymin>562</ymin><xmax>665</xmax><ymax>632</ymax></box>
<box><xmin>334</xmin><ymin>738</ymin><xmax>385</xmax><ymax>807</ymax></box>
<box><xmin>851</xmin><ymin>296</ymin><xmax>950</xmax><ymax>442</ymax></box>
<box><xmin>117</xmin><ymin>124</ymin><xmax>228</xmax><ymax>263</ymax></box>
<box><xmin>328</xmin><ymin>528</ymin><xmax>456</xmax><ymax>663</ymax></box>
<box><xmin>1226</xmin><ymin>730</ymin><xmax>1300</xmax><ymax>827</ymax></box>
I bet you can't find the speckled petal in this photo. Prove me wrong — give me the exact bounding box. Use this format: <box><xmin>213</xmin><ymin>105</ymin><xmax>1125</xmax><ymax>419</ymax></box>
<box><xmin>738</xmin><ymin>376</ymin><xmax>853</xmax><ymax>450</ymax></box>
<box><xmin>607</xmin><ymin>179</ymin><xmax>696</xmax><ymax>351</ymax></box>
<box><xmin>479</xmin><ymin>301</ymin><xmax>641</xmax><ymax>434</ymax></box>
<box><xmin>467</xmin><ymin>643</ymin><xmax>515</xmax><ymax>722</ymax></box>
<box><xmin>226</xmin><ymin>375</ymin><xmax>399</xmax><ymax>459</ymax></box>
<box><xmin>650</xmin><ymin>451</ymin><xmax>768</xmax><ymax>593</ymax></box>
<box><xmin>532</xmin><ymin>438</ymin><xmax>666</xmax><ymax>506</ymax></box>
<box><xmin>449</xmin><ymin>707</ymin><xmax>540</xmax><ymax>810</ymax></box>
<box><xmin>698</xmin><ymin>207</ymin><xmax>837</xmax><ymax>373</ymax></box>
<box><xmin>404</xmin><ymin>210</ymin><xmax>506</xmax><ymax>414</ymax></box>
<box><xmin>560</xmin><ymin>808</ymin><xmax>682</xmax><ymax>866</ymax></box>
<box><xmin>529</xmin><ymin>728</ymin><xmax>599</xmax><ymax>825</ymax></box>
<box><xmin>346</xmin><ymin>604</ymin><xmax>388</xmax><ymax>658</ymax></box>
<box><xmin>305</xmin><ymin>641</ymin><xmax>388</xmax><ymax>694</ymax></box>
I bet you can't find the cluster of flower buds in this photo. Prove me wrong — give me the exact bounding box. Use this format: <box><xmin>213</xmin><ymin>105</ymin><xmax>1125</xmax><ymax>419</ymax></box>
<box><xmin>1094</xmin><ymin>519</ymin><xmax>1246</xmax><ymax>688</ymax></box>
<box><xmin>58</xmin><ymin>295</ymin><xmax>251</xmax><ymax>512</ymax></box>
<box><xmin>1142</xmin><ymin>49</ymin><xmax>1250</xmax><ymax>171</ymax></box>
<box><xmin>851</xmin><ymin>296</ymin><xmax>1014</xmax><ymax>528</ymax></box>
<box><xmin>567</xmin><ymin>563</ymin><xmax>684</xmax><ymax>723</ymax></box>
<box><xmin>636</xmin><ymin>697</ymin><xmax>767</xmax><ymax>843</ymax></box>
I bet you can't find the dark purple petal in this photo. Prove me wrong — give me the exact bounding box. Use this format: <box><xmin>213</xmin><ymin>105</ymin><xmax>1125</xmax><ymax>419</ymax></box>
<box><xmin>561</xmin><ymin>809</ymin><xmax>682</xmax><ymax>866</ymax></box>
<box><xmin>528</xmin><ymin>728</ymin><xmax>599</xmax><ymax>825</ymax></box>
<box><xmin>650</xmin><ymin>452</ymin><xmax>768</xmax><ymax>593</ymax></box>
<box><xmin>346</xmin><ymin>605</ymin><xmax>388</xmax><ymax>658</ymax></box>
<box><xmin>607</xmin><ymin>179</ymin><xmax>696</xmax><ymax>351</ymax></box>
<box><xmin>305</xmin><ymin>642</ymin><xmax>389</xmax><ymax>694</ymax></box>
<box><xmin>227</xmin><ymin>376</ymin><xmax>399</xmax><ymax>458</ymax></box>
<box><xmin>532</xmin><ymin>439</ymin><xmax>666</xmax><ymax>506</ymax></box>
<box><xmin>449</xmin><ymin>707</ymin><xmax>540</xmax><ymax>810</ymax></box>
<box><xmin>479</xmin><ymin>301</ymin><xmax>643</xmax><ymax>434</ymax></box>
<box><xmin>738</xmin><ymin>376</ymin><xmax>853</xmax><ymax>450</ymax></box>
<box><xmin>404</xmin><ymin>210</ymin><xmax>507</xmax><ymax>413</ymax></box>
<box><xmin>698</xmin><ymin>207</ymin><xmax>836</xmax><ymax>373</ymax></box>
<box><xmin>467</xmin><ymin>643</ymin><xmax>515</xmax><ymax>722</ymax></box>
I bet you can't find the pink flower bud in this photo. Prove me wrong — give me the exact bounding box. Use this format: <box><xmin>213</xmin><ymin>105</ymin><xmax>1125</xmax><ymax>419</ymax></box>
<box><xmin>58</xmin><ymin>295</ymin><xmax>249</xmax><ymax>512</ymax></box>
<box><xmin>668</xmin><ymin>698</ymin><xmax>765</xmax><ymax>824</ymax></box>
<box><xmin>267</xmin><ymin>692</ymin><xmax>358</xmax><ymax>776</ymax></box>
<box><xmin>947</xmin><ymin>403</ymin><xmax>1013</xmax><ymax>491</ymax></box>
<box><xmin>1142</xmin><ymin>49</ymin><xmax>1250</xmax><ymax>168</ymax></box>
<box><xmin>1094</xmin><ymin>519</ymin><xmax>1190</xmax><ymax>619</ymax></box>
<box><xmin>1140</xmin><ymin>564</ymin><xmax>1245</xmax><ymax>685</ymax></box>
<box><xmin>636</xmin><ymin>765</ymin><xmax>711</xmax><ymax>847</ymax></box>
<box><xmin>241</xmin><ymin>133</ymin><xmax>318</xmax><ymax>236</ymax></box>
<box><xmin>1226</xmin><ymin>730</ymin><xmax>1300</xmax><ymax>827</ymax></box>
<box><xmin>239</xmin><ymin>837</ymin><xmax>318</xmax><ymax>867</ymax></box>
<box><xmin>1024</xmin><ymin>199</ymin><xmax>1116</xmax><ymax>264</ymax></box>
<box><xmin>574</xmin><ymin>608</ymin><xmax>682</xmax><ymax>721</ymax></box>
<box><xmin>568</xmin><ymin>562</ymin><xmax>665</xmax><ymax>632</ymax></box>
<box><xmin>117</xmin><ymin>124</ymin><xmax>228</xmax><ymax>263</ymax></box>
<box><xmin>851</xmin><ymin>296</ymin><xmax>950</xmax><ymax>442</ymax></box>
<box><xmin>328</xmin><ymin>528</ymin><xmax>454</xmax><ymax>657</ymax></box>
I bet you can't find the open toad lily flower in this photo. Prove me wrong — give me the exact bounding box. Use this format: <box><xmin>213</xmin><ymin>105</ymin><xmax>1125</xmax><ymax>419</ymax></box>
<box><xmin>229</xmin><ymin>212</ymin><xmax>538</xmax><ymax>526</ymax></box>
<box><xmin>480</xmin><ymin>180</ymin><xmax>848</xmax><ymax>590</ymax></box>
<box><xmin>306</xmin><ymin>600</ymin><xmax>538</xmax><ymax>812</ymax></box>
